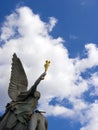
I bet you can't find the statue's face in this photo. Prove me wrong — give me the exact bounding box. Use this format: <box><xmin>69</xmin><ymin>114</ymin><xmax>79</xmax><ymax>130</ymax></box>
<box><xmin>34</xmin><ymin>91</ymin><xmax>40</xmax><ymax>99</ymax></box>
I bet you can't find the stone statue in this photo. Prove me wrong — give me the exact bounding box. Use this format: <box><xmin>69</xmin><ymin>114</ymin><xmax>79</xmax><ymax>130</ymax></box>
<box><xmin>29</xmin><ymin>110</ymin><xmax>48</xmax><ymax>130</ymax></box>
<box><xmin>0</xmin><ymin>53</ymin><xmax>49</xmax><ymax>130</ymax></box>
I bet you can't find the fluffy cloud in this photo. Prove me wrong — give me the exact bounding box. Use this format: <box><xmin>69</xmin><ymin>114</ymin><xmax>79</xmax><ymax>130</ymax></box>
<box><xmin>74</xmin><ymin>44</ymin><xmax>98</xmax><ymax>74</ymax></box>
<box><xmin>80</xmin><ymin>101</ymin><xmax>98</xmax><ymax>130</ymax></box>
<box><xmin>0</xmin><ymin>6</ymin><xmax>98</xmax><ymax>129</ymax></box>
<box><xmin>89</xmin><ymin>72</ymin><xmax>98</xmax><ymax>95</ymax></box>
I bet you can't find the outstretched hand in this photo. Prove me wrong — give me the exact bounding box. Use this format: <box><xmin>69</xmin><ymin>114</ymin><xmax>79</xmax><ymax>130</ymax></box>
<box><xmin>40</xmin><ymin>72</ymin><xmax>46</xmax><ymax>80</ymax></box>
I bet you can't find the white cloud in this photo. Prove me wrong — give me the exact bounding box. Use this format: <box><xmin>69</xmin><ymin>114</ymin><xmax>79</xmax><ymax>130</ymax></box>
<box><xmin>46</xmin><ymin>17</ymin><xmax>57</xmax><ymax>32</ymax></box>
<box><xmin>80</xmin><ymin>101</ymin><xmax>98</xmax><ymax>130</ymax></box>
<box><xmin>0</xmin><ymin>6</ymin><xmax>98</xmax><ymax>129</ymax></box>
<box><xmin>74</xmin><ymin>44</ymin><xmax>98</xmax><ymax>74</ymax></box>
<box><xmin>89</xmin><ymin>72</ymin><xmax>98</xmax><ymax>95</ymax></box>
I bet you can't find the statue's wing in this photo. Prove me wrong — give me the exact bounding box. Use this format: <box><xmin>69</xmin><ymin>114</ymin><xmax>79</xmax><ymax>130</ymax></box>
<box><xmin>8</xmin><ymin>53</ymin><xmax>28</xmax><ymax>101</ymax></box>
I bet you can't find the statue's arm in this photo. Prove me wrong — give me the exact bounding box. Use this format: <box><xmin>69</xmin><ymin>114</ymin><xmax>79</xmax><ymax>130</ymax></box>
<box><xmin>16</xmin><ymin>72</ymin><xmax>46</xmax><ymax>101</ymax></box>
<box><xmin>29</xmin><ymin>72</ymin><xmax>46</xmax><ymax>94</ymax></box>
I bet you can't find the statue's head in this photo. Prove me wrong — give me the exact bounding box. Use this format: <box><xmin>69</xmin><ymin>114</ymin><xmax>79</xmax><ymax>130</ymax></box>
<box><xmin>34</xmin><ymin>91</ymin><xmax>40</xmax><ymax>99</ymax></box>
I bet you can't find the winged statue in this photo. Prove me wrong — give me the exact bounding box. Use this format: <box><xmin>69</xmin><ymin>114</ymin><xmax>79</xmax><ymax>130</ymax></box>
<box><xmin>8</xmin><ymin>53</ymin><xmax>28</xmax><ymax>101</ymax></box>
<box><xmin>0</xmin><ymin>53</ymin><xmax>49</xmax><ymax>130</ymax></box>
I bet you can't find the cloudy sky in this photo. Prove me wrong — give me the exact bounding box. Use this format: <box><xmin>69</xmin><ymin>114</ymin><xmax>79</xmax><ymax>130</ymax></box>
<box><xmin>0</xmin><ymin>0</ymin><xmax>98</xmax><ymax>130</ymax></box>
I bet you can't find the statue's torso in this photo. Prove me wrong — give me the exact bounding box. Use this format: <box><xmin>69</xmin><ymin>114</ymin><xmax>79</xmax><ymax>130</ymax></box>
<box><xmin>10</xmin><ymin>91</ymin><xmax>40</xmax><ymax>124</ymax></box>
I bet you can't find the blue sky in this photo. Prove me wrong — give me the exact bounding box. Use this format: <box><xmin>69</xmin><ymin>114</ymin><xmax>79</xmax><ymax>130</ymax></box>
<box><xmin>0</xmin><ymin>0</ymin><xmax>98</xmax><ymax>130</ymax></box>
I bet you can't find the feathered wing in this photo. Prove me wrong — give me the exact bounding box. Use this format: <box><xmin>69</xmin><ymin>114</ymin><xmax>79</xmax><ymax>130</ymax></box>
<box><xmin>8</xmin><ymin>53</ymin><xmax>28</xmax><ymax>101</ymax></box>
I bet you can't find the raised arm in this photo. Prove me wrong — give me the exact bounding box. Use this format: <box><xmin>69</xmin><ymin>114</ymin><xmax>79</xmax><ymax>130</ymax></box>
<box><xmin>29</xmin><ymin>72</ymin><xmax>46</xmax><ymax>94</ymax></box>
<box><xmin>17</xmin><ymin>60</ymin><xmax>50</xmax><ymax>101</ymax></box>
<box><xmin>29</xmin><ymin>60</ymin><xmax>50</xmax><ymax>94</ymax></box>
<box><xmin>16</xmin><ymin>72</ymin><xmax>46</xmax><ymax>101</ymax></box>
